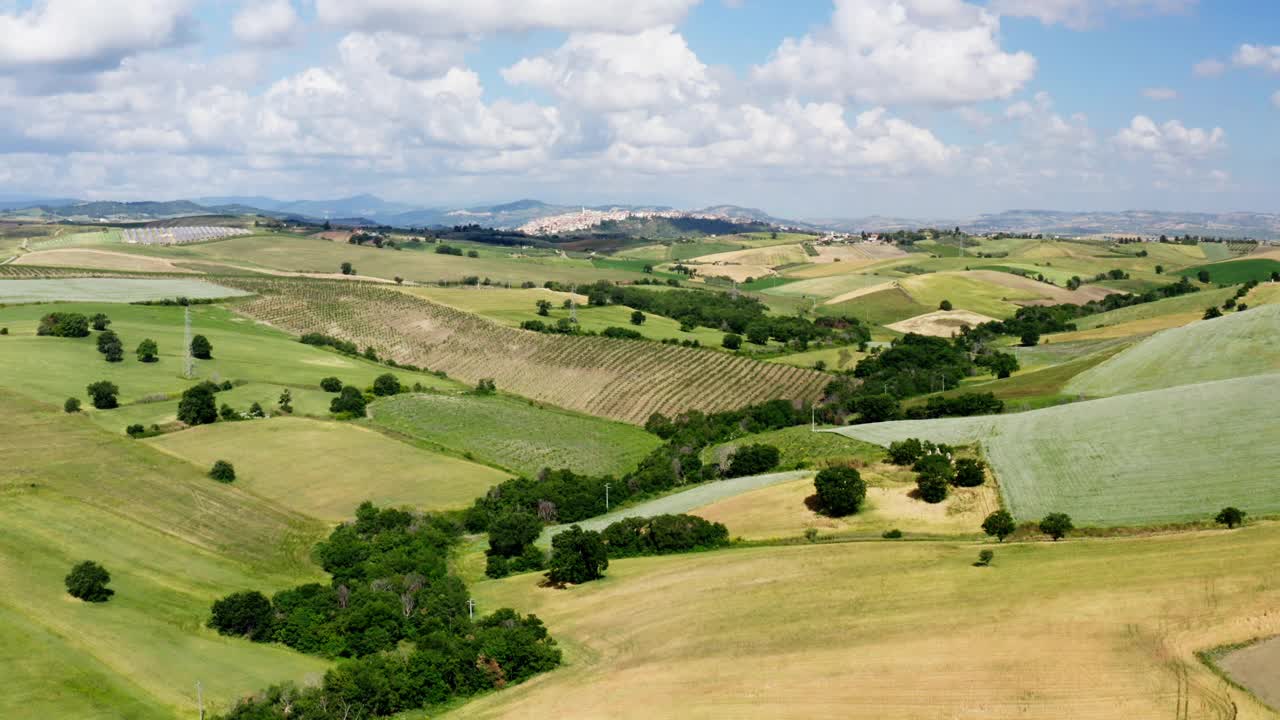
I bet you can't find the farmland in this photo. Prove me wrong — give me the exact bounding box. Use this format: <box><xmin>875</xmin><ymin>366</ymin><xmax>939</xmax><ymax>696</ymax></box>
<box><xmin>219</xmin><ymin>277</ymin><xmax>830</xmax><ymax>424</ymax></box>
<box><xmin>0</xmin><ymin>278</ymin><xmax>246</xmax><ymax>303</ymax></box>
<box><xmin>369</xmin><ymin>392</ymin><xmax>662</xmax><ymax>477</ymax></box>
<box><xmin>834</xmin><ymin>373</ymin><xmax>1280</xmax><ymax>525</ymax></box>
<box><xmin>1178</xmin><ymin>258</ymin><xmax>1280</xmax><ymax>285</ymax></box>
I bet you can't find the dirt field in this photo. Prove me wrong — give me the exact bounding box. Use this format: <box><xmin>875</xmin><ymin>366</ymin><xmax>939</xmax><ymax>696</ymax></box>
<box><xmin>687</xmin><ymin>263</ymin><xmax>775</xmax><ymax>282</ymax></box>
<box><xmin>887</xmin><ymin>309</ymin><xmax>998</xmax><ymax>337</ymax></box>
<box><xmin>13</xmin><ymin>249</ymin><xmax>194</xmax><ymax>273</ymax></box>
<box><xmin>1218</xmin><ymin>636</ymin><xmax>1280</xmax><ymax>711</ymax></box>
<box><xmin>311</xmin><ymin>230</ymin><xmax>354</xmax><ymax>242</ymax></box>
<box><xmin>689</xmin><ymin>244</ymin><xmax>809</xmax><ymax>268</ymax></box>
<box><xmin>812</xmin><ymin>244</ymin><xmax>907</xmax><ymax>264</ymax></box>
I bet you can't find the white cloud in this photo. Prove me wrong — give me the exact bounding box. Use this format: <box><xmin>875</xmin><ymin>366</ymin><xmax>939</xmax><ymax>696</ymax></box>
<box><xmin>1233</xmin><ymin>44</ymin><xmax>1280</xmax><ymax>73</ymax></box>
<box><xmin>338</xmin><ymin>32</ymin><xmax>467</xmax><ymax>79</ymax></box>
<box><xmin>1193</xmin><ymin>58</ymin><xmax>1226</xmax><ymax>77</ymax></box>
<box><xmin>0</xmin><ymin>0</ymin><xmax>193</xmax><ymax>69</ymax></box>
<box><xmin>314</xmin><ymin>0</ymin><xmax>698</xmax><ymax>35</ymax></box>
<box><xmin>1113</xmin><ymin>115</ymin><xmax>1225</xmax><ymax>166</ymax></box>
<box><xmin>232</xmin><ymin>0</ymin><xmax>300</xmax><ymax>46</ymax></box>
<box><xmin>752</xmin><ymin>0</ymin><xmax>1036</xmax><ymax>105</ymax></box>
<box><xmin>990</xmin><ymin>0</ymin><xmax>1195</xmax><ymax>29</ymax></box>
<box><xmin>1142</xmin><ymin>87</ymin><xmax>1178</xmax><ymax>100</ymax></box>
<box><xmin>503</xmin><ymin>26</ymin><xmax>717</xmax><ymax>112</ymax></box>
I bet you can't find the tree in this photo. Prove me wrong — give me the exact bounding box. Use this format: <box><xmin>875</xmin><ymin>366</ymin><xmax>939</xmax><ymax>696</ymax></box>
<box><xmin>210</xmin><ymin>460</ymin><xmax>236</xmax><ymax>482</ymax></box>
<box><xmin>975</xmin><ymin>549</ymin><xmax>994</xmax><ymax>567</ymax></box>
<box><xmin>136</xmin><ymin>338</ymin><xmax>159</xmax><ymax>363</ymax></box>
<box><xmin>394</xmin><ymin>276</ymin><xmax>403</xmax><ymax>285</ymax></box>
<box><xmin>65</xmin><ymin>561</ymin><xmax>114</xmax><ymax>602</ymax></box>
<box><xmin>37</xmin><ymin>312</ymin><xmax>90</xmax><ymax>337</ymax></box>
<box><xmin>852</xmin><ymin>393</ymin><xmax>900</xmax><ymax>423</ymax></box>
<box><xmin>1020</xmin><ymin>330</ymin><xmax>1040</xmax><ymax>347</ymax></box>
<box><xmin>887</xmin><ymin>438</ymin><xmax>925</xmax><ymax>466</ymax></box>
<box><xmin>1197</xmin><ymin>269</ymin><xmax>1211</xmax><ymax>284</ymax></box>
<box><xmin>746</xmin><ymin>323</ymin><xmax>770</xmax><ymax>345</ymax></box>
<box><xmin>372</xmin><ymin>373</ymin><xmax>402</xmax><ymax>396</ymax></box>
<box><xmin>330</xmin><ymin>386</ymin><xmax>367</xmax><ymax>416</ymax></box>
<box><xmin>725</xmin><ymin>444</ymin><xmax>780</xmax><ymax>478</ymax></box>
<box><xmin>547</xmin><ymin>525</ymin><xmax>608</xmax><ymax>584</ymax></box>
<box><xmin>96</xmin><ymin>329</ymin><xmax>121</xmax><ymax>354</ymax></box>
<box><xmin>474</xmin><ymin>378</ymin><xmax>496</xmax><ymax>395</ymax></box>
<box><xmin>1203</xmin><ymin>306</ymin><xmax>1223</xmax><ymax>320</ymax></box>
<box><xmin>340</xmin><ymin>262</ymin><xmax>355</xmax><ymax>275</ymax></box>
<box><xmin>722</xmin><ymin>333</ymin><xmax>742</xmax><ymax>350</ymax></box>
<box><xmin>953</xmin><ymin>458</ymin><xmax>987</xmax><ymax>487</ymax></box>
<box><xmin>1215</xmin><ymin>506</ymin><xmax>1245</xmax><ymax>529</ymax></box>
<box><xmin>939</xmin><ymin>299</ymin><xmax>953</xmax><ymax>311</ymax></box>
<box><xmin>177</xmin><ymin>383</ymin><xmax>218</xmax><ymax>425</ymax></box>
<box><xmin>90</xmin><ymin>313</ymin><xmax>111</xmax><ymax>331</ymax></box>
<box><xmin>488</xmin><ymin>511</ymin><xmax>542</xmax><ymax>558</ymax></box>
<box><xmin>535</xmin><ymin>299</ymin><xmax>552</xmax><ymax>316</ymax></box>
<box><xmin>190</xmin><ymin>334</ymin><xmax>212</xmax><ymax>359</ymax></box>
<box><xmin>277</xmin><ymin>388</ymin><xmax>293</xmax><ymax>413</ymax></box>
<box><xmin>1039</xmin><ymin>512</ymin><xmax>1073</xmax><ymax>540</ymax></box>
<box><xmin>320</xmin><ymin>376</ymin><xmax>343</xmax><ymax>392</ymax></box>
<box><xmin>813</xmin><ymin>466</ymin><xmax>866</xmax><ymax>517</ymax></box>
<box><xmin>86</xmin><ymin>380</ymin><xmax>120</xmax><ymax>409</ymax></box>
<box><xmin>630</xmin><ymin>310</ymin><xmax>646</xmax><ymax>326</ymax></box>
<box><xmin>916</xmin><ymin>474</ymin><xmax>948</xmax><ymax>503</ymax></box>
<box><xmin>220</xmin><ymin>403</ymin><xmax>241</xmax><ymax>421</ymax></box>
<box><xmin>981</xmin><ymin>510</ymin><xmax>1016</xmax><ymax>542</ymax></box>
<box><xmin>64</xmin><ymin>397</ymin><xmax>81</xmax><ymax>413</ymax></box>
<box><xmin>1155</xmin><ymin>265</ymin><xmax>1164</xmax><ymax>275</ymax></box>
<box><xmin>247</xmin><ymin>402</ymin><xmax>265</xmax><ymax>418</ymax></box>
<box><xmin>208</xmin><ymin>590</ymin><xmax>273</xmax><ymax>639</ymax></box>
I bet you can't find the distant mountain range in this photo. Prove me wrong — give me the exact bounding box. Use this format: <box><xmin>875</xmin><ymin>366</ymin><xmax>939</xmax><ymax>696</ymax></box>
<box><xmin>2</xmin><ymin>195</ymin><xmax>1276</xmax><ymax>239</ymax></box>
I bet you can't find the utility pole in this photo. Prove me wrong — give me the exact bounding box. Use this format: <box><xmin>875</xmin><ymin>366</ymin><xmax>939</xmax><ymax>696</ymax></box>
<box><xmin>196</xmin><ymin>681</ymin><xmax>204</xmax><ymax>720</ymax></box>
<box><xmin>183</xmin><ymin>307</ymin><xmax>194</xmax><ymax>379</ymax></box>
<box><xmin>467</xmin><ymin>599</ymin><xmax>476</xmax><ymax>620</ymax></box>
<box><xmin>604</xmin><ymin>482</ymin><xmax>611</xmax><ymax>511</ymax></box>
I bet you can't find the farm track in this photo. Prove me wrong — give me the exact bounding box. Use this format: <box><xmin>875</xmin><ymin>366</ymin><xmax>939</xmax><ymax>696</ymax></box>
<box><xmin>219</xmin><ymin>277</ymin><xmax>829</xmax><ymax>424</ymax></box>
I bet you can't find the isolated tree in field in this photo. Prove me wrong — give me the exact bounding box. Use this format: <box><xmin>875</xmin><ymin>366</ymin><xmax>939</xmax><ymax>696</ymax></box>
<box><xmin>330</xmin><ymin>386</ymin><xmax>367</xmax><ymax>416</ymax></box>
<box><xmin>975</xmin><ymin>549</ymin><xmax>994</xmax><ymax>567</ymax></box>
<box><xmin>1039</xmin><ymin>512</ymin><xmax>1073</xmax><ymax>541</ymax></box>
<box><xmin>372</xmin><ymin>373</ymin><xmax>402</xmax><ymax>396</ymax></box>
<box><xmin>982</xmin><ymin>510</ymin><xmax>1016</xmax><ymax>542</ymax></box>
<box><xmin>64</xmin><ymin>397</ymin><xmax>81</xmax><ymax>413</ymax></box>
<box><xmin>177</xmin><ymin>383</ymin><xmax>218</xmax><ymax>425</ymax></box>
<box><xmin>722</xmin><ymin>333</ymin><xmax>742</xmax><ymax>350</ymax></box>
<box><xmin>65</xmin><ymin>561</ymin><xmax>114</xmax><ymax>602</ymax></box>
<box><xmin>1197</xmin><ymin>269</ymin><xmax>1211</xmax><ymax>284</ymax></box>
<box><xmin>474</xmin><ymin>378</ymin><xmax>496</xmax><ymax>395</ymax></box>
<box><xmin>136</xmin><ymin>338</ymin><xmax>159</xmax><ymax>363</ymax></box>
<box><xmin>953</xmin><ymin>458</ymin><xmax>987</xmax><ymax>487</ymax></box>
<box><xmin>813</xmin><ymin>466</ymin><xmax>866</xmax><ymax>517</ymax></box>
<box><xmin>90</xmin><ymin>313</ymin><xmax>111</xmax><ymax>331</ymax></box>
<box><xmin>208</xmin><ymin>590</ymin><xmax>273</xmax><ymax>639</ymax></box>
<box><xmin>277</xmin><ymin>388</ymin><xmax>293</xmax><ymax>414</ymax></box>
<box><xmin>488</xmin><ymin>510</ymin><xmax>542</xmax><ymax>558</ymax></box>
<box><xmin>725</xmin><ymin>444</ymin><xmax>780</xmax><ymax>477</ymax></box>
<box><xmin>1155</xmin><ymin>265</ymin><xmax>1164</xmax><ymax>274</ymax></box>
<box><xmin>535</xmin><ymin>299</ymin><xmax>552</xmax><ymax>316</ymax></box>
<box><xmin>209</xmin><ymin>460</ymin><xmax>236</xmax><ymax>482</ymax></box>
<box><xmin>190</xmin><ymin>334</ymin><xmax>212</xmax><ymax>359</ymax></box>
<box><xmin>630</xmin><ymin>310</ymin><xmax>646</xmax><ymax>326</ymax></box>
<box><xmin>86</xmin><ymin>380</ymin><xmax>120</xmax><ymax>409</ymax></box>
<box><xmin>1020</xmin><ymin>330</ymin><xmax>1040</xmax><ymax>347</ymax></box>
<box><xmin>1215</xmin><ymin>507</ymin><xmax>1245</xmax><ymax>529</ymax></box>
<box><xmin>548</xmin><ymin>525</ymin><xmax>608</xmax><ymax>585</ymax></box>
<box><xmin>394</xmin><ymin>276</ymin><xmax>403</xmax><ymax>285</ymax></box>
<box><xmin>340</xmin><ymin>262</ymin><xmax>355</xmax><ymax>275</ymax></box>
<box><xmin>916</xmin><ymin>474</ymin><xmax>949</xmax><ymax>504</ymax></box>
<box><xmin>939</xmin><ymin>299</ymin><xmax>953</xmax><ymax>311</ymax></box>
<box><xmin>1203</xmin><ymin>306</ymin><xmax>1222</xmax><ymax>320</ymax></box>
<box><xmin>320</xmin><ymin>376</ymin><xmax>343</xmax><ymax>392</ymax></box>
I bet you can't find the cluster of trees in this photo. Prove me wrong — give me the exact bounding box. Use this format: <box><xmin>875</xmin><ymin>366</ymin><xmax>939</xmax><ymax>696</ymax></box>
<box><xmin>887</xmin><ymin>438</ymin><xmax>986</xmax><ymax>504</ymax></box>
<box><xmin>37</xmin><ymin>312</ymin><xmax>91</xmax><ymax>337</ymax></box>
<box><xmin>484</xmin><ymin>511</ymin><xmax>545</xmax><ymax>579</ymax></box>
<box><xmin>519</xmin><ymin>318</ymin><xmax>649</xmax><ymax>343</ymax></box>
<box><xmin>212</xmin><ymin>502</ymin><xmax>560</xmax><ymax>719</ymax></box>
<box><xmin>96</xmin><ymin>329</ymin><xmax>124</xmax><ymax>362</ymax></box>
<box><xmin>724</xmin><ymin>444</ymin><xmax>780</xmax><ymax>478</ymax></box>
<box><xmin>976</xmin><ymin>277</ymin><xmax>1202</xmax><ymax>339</ymax></box>
<box><xmin>466</xmin><ymin>399</ymin><xmax>810</xmax><ymax>532</ymax></box>
<box><xmin>547</xmin><ymin>525</ymin><xmax>609</xmax><ymax>585</ymax></box>
<box><xmin>600</xmin><ymin>514</ymin><xmax>730</xmax><ymax>558</ymax></box>
<box><xmin>905</xmin><ymin>392</ymin><xmax>1004</xmax><ymax>420</ymax></box>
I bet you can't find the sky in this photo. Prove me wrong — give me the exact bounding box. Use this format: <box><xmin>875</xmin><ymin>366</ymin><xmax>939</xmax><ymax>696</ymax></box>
<box><xmin>0</xmin><ymin>0</ymin><xmax>1276</xmax><ymax>219</ymax></box>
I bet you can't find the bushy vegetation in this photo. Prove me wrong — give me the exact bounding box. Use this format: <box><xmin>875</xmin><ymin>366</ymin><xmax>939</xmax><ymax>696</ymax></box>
<box><xmin>812</xmin><ymin>466</ymin><xmax>866</xmax><ymax>517</ymax></box>
<box><xmin>37</xmin><ymin>312</ymin><xmax>90</xmax><ymax>338</ymax></box>
<box><xmin>600</xmin><ymin>514</ymin><xmax>730</xmax><ymax>557</ymax></box>
<box><xmin>1039</xmin><ymin>513</ymin><xmax>1074</xmax><ymax>540</ymax></box>
<box><xmin>65</xmin><ymin>561</ymin><xmax>114</xmax><ymax>603</ymax></box>
<box><xmin>725</xmin><ymin>444</ymin><xmax>780</xmax><ymax>478</ymax></box>
<box><xmin>209</xmin><ymin>460</ymin><xmax>236</xmax><ymax>483</ymax></box>
<box><xmin>135</xmin><ymin>338</ymin><xmax>159</xmax><ymax>363</ymax></box>
<box><xmin>178</xmin><ymin>383</ymin><xmax>218</xmax><ymax>425</ymax></box>
<box><xmin>906</xmin><ymin>393</ymin><xmax>1003</xmax><ymax>420</ymax></box>
<box><xmin>547</xmin><ymin>525</ymin><xmax>609</xmax><ymax>585</ymax></box>
<box><xmin>330</xmin><ymin>386</ymin><xmax>368</xmax><ymax>417</ymax></box>
<box><xmin>977</xmin><ymin>277</ymin><xmax>1202</xmax><ymax>339</ymax></box>
<box><xmin>982</xmin><ymin>510</ymin><xmax>1016</xmax><ymax>541</ymax></box>
<box><xmin>211</xmin><ymin>502</ymin><xmax>560</xmax><ymax>719</ymax></box>
<box><xmin>190</xmin><ymin>333</ymin><xmax>213</xmax><ymax>359</ymax></box>
<box><xmin>300</xmin><ymin>332</ymin><xmax>360</xmax><ymax>356</ymax></box>
<box><xmin>86</xmin><ymin>380</ymin><xmax>119</xmax><ymax>409</ymax></box>
<box><xmin>320</xmin><ymin>376</ymin><xmax>343</xmax><ymax>392</ymax></box>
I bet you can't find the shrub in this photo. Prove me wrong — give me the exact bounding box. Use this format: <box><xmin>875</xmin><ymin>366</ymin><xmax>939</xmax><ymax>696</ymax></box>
<box><xmin>64</xmin><ymin>397</ymin><xmax>81</xmax><ymax>413</ymax></box>
<box><xmin>1197</xmin><ymin>269</ymin><xmax>1211</xmax><ymax>283</ymax></box>
<box><xmin>372</xmin><ymin>373</ymin><xmax>402</xmax><ymax>396</ymax></box>
<box><xmin>1020</xmin><ymin>330</ymin><xmax>1040</xmax><ymax>347</ymax></box>
<box><xmin>975</xmin><ymin>549</ymin><xmax>994</xmax><ymax>567</ymax></box>
<box><xmin>209</xmin><ymin>460</ymin><xmax>236</xmax><ymax>483</ymax></box>
<box><xmin>0</xmin><ymin>327</ymin><xmax>7</xmax><ymax>335</ymax></box>
<box><xmin>177</xmin><ymin>383</ymin><xmax>218</xmax><ymax>425</ymax></box>
<box><xmin>190</xmin><ymin>334</ymin><xmax>212</xmax><ymax>359</ymax></box>
<box><xmin>813</xmin><ymin>466</ymin><xmax>866</xmax><ymax>517</ymax></box>
<box><xmin>882</xmin><ymin>528</ymin><xmax>903</xmax><ymax>539</ymax></box>
<box><xmin>725</xmin><ymin>444</ymin><xmax>780</xmax><ymax>478</ymax></box>
<box><xmin>320</xmin><ymin>376</ymin><xmax>343</xmax><ymax>392</ymax></box>
<box><xmin>804</xmin><ymin>527</ymin><xmax>819</xmax><ymax>542</ymax></box>
<box><xmin>630</xmin><ymin>310</ymin><xmax>646</xmax><ymax>325</ymax></box>
<box><xmin>852</xmin><ymin>393</ymin><xmax>900</xmax><ymax>423</ymax></box>
<box><xmin>220</xmin><ymin>403</ymin><xmax>241</xmax><ymax>421</ymax></box>
<box><xmin>90</xmin><ymin>313</ymin><xmax>111</xmax><ymax>331</ymax></box>
<box><xmin>913</xmin><ymin>454</ymin><xmax>954</xmax><ymax>483</ymax></box>
<box><xmin>916</xmin><ymin>474</ymin><xmax>949</xmax><ymax>503</ymax></box>
<box><xmin>485</xmin><ymin>554</ymin><xmax>510</xmax><ymax>579</ymax></box>
<box><xmin>65</xmin><ymin>561</ymin><xmax>113</xmax><ymax>602</ymax></box>
<box><xmin>953</xmin><ymin>458</ymin><xmax>986</xmax><ymax>487</ymax></box>
<box><xmin>208</xmin><ymin>590</ymin><xmax>273</xmax><ymax>639</ymax></box>
<box><xmin>1215</xmin><ymin>506</ymin><xmax>1245</xmax><ymax>529</ymax></box>
<box><xmin>86</xmin><ymin>380</ymin><xmax>120</xmax><ymax>409</ymax></box>
<box><xmin>601</xmin><ymin>326</ymin><xmax>644</xmax><ymax>340</ymax></box>
<box><xmin>1203</xmin><ymin>306</ymin><xmax>1222</xmax><ymax>320</ymax></box>
<box><xmin>548</xmin><ymin>525</ymin><xmax>608</xmax><ymax>584</ymax></box>
<box><xmin>1039</xmin><ymin>512</ymin><xmax>1073</xmax><ymax>540</ymax></box>
<box><xmin>487</xmin><ymin>511</ymin><xmax>542</xmax><ymax>558</ymax></box>
<box><xmin>340</xmin><ymin>262</ymin><xmax>355</xmax><ymax>275</ymax></box>
<box><xmin>939</xmin><ymin>299</ymin><xmax>953</xmax><ymax>311</ymax></box>
<box><xmin>38</xmin><ymin>312</ymin><xmax>90</xmax><ymax>337</ymax></box>
<box><xmin>330</xmin><ymin>386</ymin><xmax>367</xmax><ymax>416</ymax></box>
<box><xmin>511</xmin><ymin>543</ymin><xmax>546</xmax><ymax>573</ymax></box>
<box><xmin>135</xmin><ymin>338</ymin><xmax>159</xmax><ymax>362</ymax></box>
<box><xmin>247</xmin><ymin>402</ymin><xmax>266</xmax><ymax>418</ymax></box>
<box><xmin>474</xmin><ymin>378</ymin><xmax>497</xmax><ymax>395</ymax></box>
<box><xmin>277</xmin><ymin>388</ymin><xmax>293</xmax><ymax>414</ymax></box>
<box><xmin>981</xmin><ymin>510</ymin><xmax>1016</xmax><ymax>541</ymax></box>
<box><xmin>887</xmin><ymin>438</ymin><xmax>925</xmax><ymax>466</ymax></box>
<box><xmin>722</xmin><ymin>333</ymin><xmax>742</xmax><ymax>350</ymax></box>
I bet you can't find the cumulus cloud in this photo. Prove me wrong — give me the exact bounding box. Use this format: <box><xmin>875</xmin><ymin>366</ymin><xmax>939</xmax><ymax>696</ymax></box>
<box><xmin>314</xmin><ymin>0</ymin><xmax>698</xmax><ymax>35</ymax></box>
<box><xmin>1192</xmin><ymin>58</ymin><xmax>1226</xmax><ymax>77</ymax></box>
<box><xmin>990</xmin><ymin>0</ymin><xmax>1195</xmax><ymax>29</ymax></box>
<box><xmin>503</xmin><ymin>26</ymin><xmax>717</xmax><ymax>112</ymax></box>
<box><xmin>1113</xmin><ymin>115</ymin><xmax>1225</xmax><ymax>166</ymax></box>
<box><xmin>232</xmin><ymin>0</ymin><xmax>300</xmax><ymax>46</ymax></box>
<box><xmin>752</xmin><ymin>0</ymin><xmax>1036</xmax><ymax>105</ymax></box>
<box><xmin>0</xmin><ymin>0</ymin><xmax>193</xmax><ymax>69</ymax></box>
<box><xmin>1233</xmin><ymin>44</ymin><xmax>1280</xmax><ymax>73</ymax></box>
<box><xmin>1142</xmin><ymin>87</ymin><xmax>1178</xmax><ymax>100</ymax></box>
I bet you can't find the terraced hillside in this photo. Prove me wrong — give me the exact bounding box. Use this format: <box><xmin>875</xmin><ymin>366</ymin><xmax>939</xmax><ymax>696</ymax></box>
<box><xmin>221</xmin><ymin>277</ymin><xmax>829</xmax><ymax>424</ymax></box>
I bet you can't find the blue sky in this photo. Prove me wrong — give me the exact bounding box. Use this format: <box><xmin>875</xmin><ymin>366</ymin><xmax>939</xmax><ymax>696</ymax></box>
<box><xmin>0</xmin><ymin>0</ymin><xmax>1276</xmax><ymax>219</ymax></box>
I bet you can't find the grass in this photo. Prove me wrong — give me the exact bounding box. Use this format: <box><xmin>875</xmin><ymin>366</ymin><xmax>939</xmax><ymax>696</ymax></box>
<box><xmin>0</xmin><ymin>389</ymin><xmax>329</xmax><ymax>717</ymax></box>
<box><xmin>898</xmin><ymin>272</ymin><xmax>1043</xmax><ymax>318</ymax></box>
<box><xmin>1178</xmin><ymin>258</ymin><xmax>1280</xmax><ymax>285</ymax></box>
<box><xmin>766</xmin><ymin>345</ymin><xmax>866</xmax><ymax>371</ymax></box>
<box><xmin>369</xmin><ymin>392</ymin><xmax>662</xmax><ymax>477</ymax></box>
<box><xmin>909</xmin><ymin>342</ymin><xmax>1127</xmax><ymax>411</ymax></box>
<box><xmin>1071</xmin><ymin>286</ymin><xmax>1238</xmax><ymax>330</ymax></box>
<box><xmin>817</xmin><ymin>286</ymin><xmax>930</xmax><ymax>326</ymax></box>
<box><xmin>0</xmin><ymin>278</ymin><xmax>248</xmax><ymax>303</ymax></box>
<box><xmin>145</xmin><ymin>417</ymin><xmax>510</xmax><ymax>521</ymax></box>
<box><xmin>834</xmin><ymin>373</ymin><xmax>1280</xmax><ymax>525</ymax></box>
<box><xmin>761</xmin><ymin>272</ymin><xmax>890</xmax><ymax>300</ymax></box>
<box><xmin>455</xmin><ymin>521</ymin><xmax>1280</xmax><ymax>719</ymax></box>
<box><xmin>1065</xmin><ymin>303</ymin><xmax>1280</xmax><ymax>397</ymax></box>
<box><xmin>700</xmin><ymin>425</ymin><xmax>884</xmax><ymax>470</ymax></box>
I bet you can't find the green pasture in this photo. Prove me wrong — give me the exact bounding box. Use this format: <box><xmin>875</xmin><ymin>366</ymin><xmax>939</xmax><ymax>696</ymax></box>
<box><xmin>1178</xmin><ymin>258</ymin><xmax>1280</xmax><ymax>285</ymax></box>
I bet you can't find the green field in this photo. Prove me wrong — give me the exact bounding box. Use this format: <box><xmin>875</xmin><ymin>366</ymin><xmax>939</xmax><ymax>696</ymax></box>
<box><xmin>0</xmin><ymin>390</ymin><xmax>329</xmax><ymax>718</ymax></box>
<box><xmin>818</xmin><ymin>286</ymin><xmax>929</xmax><ymax>326</ymax></box>
<box><xmin>369</xmin><ymin>392</ymin><xmax>663</xmax><ymax>477</ymax></box>
<box><xmin>766</xmin><ymin>345</ymin><xmax>866</xmax><ymax>371</ymax></box>
<box><xmin>1065</xmin><ymin>303</ymin><xmax>1280</xmax><ymax>397</ymax></box>
<box><xmin>761</xmin><ymin>272</ymin><xmax>890</xmax><ymax>300</ymax></box>
<box><xmin>700</xmin><ymin>425</ymin><xmax>884</xmax><ymax>470</ymax></box>
<box><xmin>1072</xmin><ymin>286</ymin><xmax>1238</xmax><ymax>330</ymax></box>
<box><xmin>146</xmin><ymin>417</ymin><xmax>509</xmax><ymax>521</ymax></box>
<box><xmin>1178</xmin><ymin>258</ymin><xmax>1280</xmax><ymax>285</ymax></box>
<box><xmin>0</xmin><ymin>278</ymin><xmax>248</xmax><ymax>303</ymax></box>
<box><xmin>833</xmin><ymin>373</ymin><xmax>1280</xmax><ymax>525</ymax></box>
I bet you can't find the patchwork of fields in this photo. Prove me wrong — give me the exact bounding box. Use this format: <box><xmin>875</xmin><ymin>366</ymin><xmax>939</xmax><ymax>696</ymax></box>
<box><xmin>0</xmin><ymin>277</ymin><xmax>246</xmax><ymax>303</ymax></box>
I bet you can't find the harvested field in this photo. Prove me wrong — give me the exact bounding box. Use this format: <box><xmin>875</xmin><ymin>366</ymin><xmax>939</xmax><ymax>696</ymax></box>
<box><xmin>887</xmin><ymin>309</ymin><xmax>998</xmax><ymax>337</ymax></box>
<box><xmin>963</xmin><ymin>269</ymin><xmax>1118</xmax><ymax>304</ymax></box>
<box><xmin>763</xmin><ymin>272</ymin><xmax>890</xmax><ymax>300</ymax></box>
<box><xmin>1216</xmin><ymin>636</ymin><xmax>1280</xmax><ymax>711</ymax></box>
<box><xmin>0</xmin><ymin>278</ymin><xmax>248</xmax><ymax>303</ymax></box>
<box><xmin>811</xmin><ymin>243</ymin><xmax>906</xmax><ymax>264</ymax></box>
<box><xmin>688</xmin><ymin>244</ymin><xmax>809</xmax><ymax>268</ymax></box>
<box><xmin>686</xmin><ymin>262</ymin><xmax>773</xmax><ymax>282</ymax></box>
<box><xmin>13</xmin><ymin>248</ymin><xmax>193</xmax><ymax>273</ymax></box>
<box><xmin>219</xmin><ymin>278</ymin><xmax>829</xmax><ymax>424</ymax></box>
